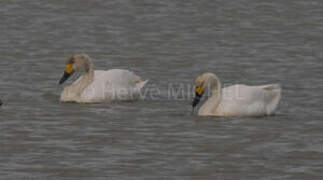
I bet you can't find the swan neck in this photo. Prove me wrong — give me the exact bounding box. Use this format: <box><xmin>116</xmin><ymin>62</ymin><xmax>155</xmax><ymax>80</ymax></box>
<box><xmin>83</xmin><ymin>56</ymin><xmax>94</xmax><ymax>74</ymax></box>
<box><xmin>198</xmin><ymin>76</ymin><xmax>222</xmax><ymax>115</ymax></box>
<box><xmin>210</xmin><ymin>76</ymin><xmax>222</xmax><ymax>105</ymax></box>
<box><xmin>81</xmin><ymin>57</ymin><xmax>94</xmax><ymax>89</ymax></box>
<box><xmin>72</xmin><ymin>57</ymin><xmax>94</xmax><ymax>97</ymax></box>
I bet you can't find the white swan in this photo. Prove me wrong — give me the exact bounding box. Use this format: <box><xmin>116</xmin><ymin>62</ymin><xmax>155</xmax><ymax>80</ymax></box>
<box><xmin>192</xmin><ymin>73</ymin><xmax>281</xmax><ymax>117</ymax></box>
<box><xmin>58</xmin><ymin>54</ymin><xmax>148</xmax><ymax>103</ymax></box>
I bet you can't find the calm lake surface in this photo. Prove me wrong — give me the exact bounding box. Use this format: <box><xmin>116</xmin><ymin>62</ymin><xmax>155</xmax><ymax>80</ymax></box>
<box><xmin>1</xmin><ymin>0</ymin><xmax>323</xmax><ymax>179</ymax></box>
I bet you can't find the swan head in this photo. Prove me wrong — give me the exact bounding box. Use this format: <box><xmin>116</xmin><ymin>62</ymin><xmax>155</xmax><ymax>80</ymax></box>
<box><xmin>59</xmin><ymin>54</ymin><xmax>92</xmax><ymax>85</ymax></box>
<box><xmin>192</xmin><ymin>73</ymin><xmax>220</xmax><ymax>108</ymax></box>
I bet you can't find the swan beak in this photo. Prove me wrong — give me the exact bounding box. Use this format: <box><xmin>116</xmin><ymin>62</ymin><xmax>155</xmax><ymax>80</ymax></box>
<box><xmin>192</xmin><ymin>86</ymin><xmax>204</xmax><ymax>108</ymax></box>
<box><xmin>59</xmin><ymin>64</ymin><xmax>74</xmax><ymax>85</ymax></box>
<box><xmin>59</xmin><ymin>71</ymin><xmax>72</xmax><ymax>84</ymax></box>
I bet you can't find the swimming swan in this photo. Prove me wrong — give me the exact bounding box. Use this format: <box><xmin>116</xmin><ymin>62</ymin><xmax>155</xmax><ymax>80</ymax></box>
<box><xmin>192</xmin><ymin>73</ymin><xmax>281</xmax><ymax>117</ymax></box>
<box><xmin>59</xmin><ymin>54</ymin><xmax>148</xmax><ymax>103</ymax></box>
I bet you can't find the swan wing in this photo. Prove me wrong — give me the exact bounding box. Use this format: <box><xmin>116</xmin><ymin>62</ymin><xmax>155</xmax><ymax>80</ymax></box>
<box><xmin>218</xmin><ymin>84</ymin><xmax>281</xmax><ymax>116</ymax></box>
<box><xmin>81</xmin><ymin>69</ymin><xmax>147</xmax><ymax>102</ymax></box>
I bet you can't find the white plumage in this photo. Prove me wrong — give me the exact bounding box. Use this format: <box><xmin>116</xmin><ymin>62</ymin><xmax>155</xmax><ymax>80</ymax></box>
<box><xmin>59</xmin><ymin>54</ymin><xmax>148</xmax><ymax>103</ymax></box>
<box><xmin>193</xmin><ymin>73</ymin><xmax>281</xmax><ymax>117</ymax></box>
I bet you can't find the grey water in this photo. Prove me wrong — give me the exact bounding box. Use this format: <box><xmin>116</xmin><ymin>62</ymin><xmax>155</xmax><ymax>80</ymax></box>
<box><xmin>1</xmin><ymin>0</ymin><xmax>323</xmax><ymax>179</ymax></box>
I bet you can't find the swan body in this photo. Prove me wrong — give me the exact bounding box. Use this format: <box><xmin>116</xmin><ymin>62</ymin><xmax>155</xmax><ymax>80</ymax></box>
<box><xmin>59</xmin><ymin>54</ymin><xmax>148</xmax><ymax>103</ymax></box>
<box><xmin>192</xmin><ymin>73</ymin><xmax>281</xmax><ymax>117</ymax></box>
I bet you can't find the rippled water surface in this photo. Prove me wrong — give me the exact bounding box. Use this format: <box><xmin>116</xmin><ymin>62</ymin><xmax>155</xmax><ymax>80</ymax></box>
<box><xmin>1</xmin><ymin>0</ymin><xmax>323</xmax><ymax>179</ymax></box>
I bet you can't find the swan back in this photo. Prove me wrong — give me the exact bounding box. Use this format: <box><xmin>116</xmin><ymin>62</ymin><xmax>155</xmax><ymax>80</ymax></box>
<box><xmin>213</xmin><ymin>84</ymin><xmax>281</xmax><ymax>116</ymax></box>
<box><xmin>73</xmin><ymin>69</ymin><xmax>147</xmax><ymax>102</ymax></box>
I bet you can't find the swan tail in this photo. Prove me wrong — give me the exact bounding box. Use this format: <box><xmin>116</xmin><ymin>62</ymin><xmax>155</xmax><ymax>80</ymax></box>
<box><xmin>263</xmin><ymin>84</ymin><xmax>281</xmax><ymax>91</ymax></box>
<box><xmin>263</xmin><ymin>84</ymin><xmax>281</xmax><ymax>115</ymax></box>
<box><xmin>135</xmin><ymin>80</ymin><xmax>149</xmax><ymax>90</ymax></box>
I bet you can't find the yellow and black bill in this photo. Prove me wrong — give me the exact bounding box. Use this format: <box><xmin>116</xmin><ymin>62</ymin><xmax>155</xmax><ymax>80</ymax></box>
<box><xmin>59</xmin><ymin>63</ymin><xmax>74</xmax><ymax>85</ymax></box>
<box><xmin>192</xmin><ymin>85</ymin><xmax>204</xmax><ymax>108</ymax></box>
